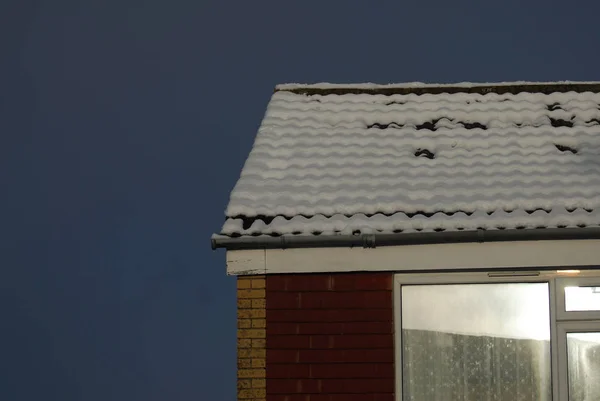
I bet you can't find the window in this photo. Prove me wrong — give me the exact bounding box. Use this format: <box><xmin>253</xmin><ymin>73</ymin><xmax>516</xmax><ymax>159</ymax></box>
<box><xmin>394</xmin><ymin>270</ymin><xmax>600</xmax><ymax>401</ymax></box>
<box><xmin>564</xmin><ymin>287</ymin><xmax>600</xmax><ymax>311</ymax></box>
<box><xmin>557</xmin><ymin>276</ymin><xmax>600</xmax><ymax>319</ymax></box>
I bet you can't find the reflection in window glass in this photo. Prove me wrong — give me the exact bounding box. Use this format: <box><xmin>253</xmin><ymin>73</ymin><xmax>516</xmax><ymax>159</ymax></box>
<box><xmin>402</xmin><ymin>283</ymin><xmax>551</xmax><ymax>401</ymax></box>
<box><xmin>567</xmin><ymin>333</ymin><xmax>600</xmax><ymax>401</ymax></box>
<box><xmin>565</xmin><ymin>286</ymin><xmax>600</xmax><ymax>311</ymax></box>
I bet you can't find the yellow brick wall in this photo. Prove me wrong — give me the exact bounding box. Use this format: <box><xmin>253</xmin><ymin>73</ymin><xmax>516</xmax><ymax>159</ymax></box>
<box><xmin>237</xmin><ymin>275</ymin><xmax>266</xmax><ymax>401</ymax></box>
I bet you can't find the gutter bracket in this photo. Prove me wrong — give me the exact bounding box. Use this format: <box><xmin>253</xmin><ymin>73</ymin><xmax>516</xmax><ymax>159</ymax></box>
<box><xmin>362</xmin><ymin>234</ymin><xmax>377</xmax><ymax>248</ymax></box>
<box><xmin>477</xmin><ymin>229</ymin><xmax>485</xmax><ymax>243</ymax></box>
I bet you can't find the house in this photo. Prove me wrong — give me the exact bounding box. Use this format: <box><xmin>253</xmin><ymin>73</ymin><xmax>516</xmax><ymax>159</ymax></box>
<box><xmin>211</xmin><ymin>82</ymin><xmax>600</xmax><ymax>401</ymax></box>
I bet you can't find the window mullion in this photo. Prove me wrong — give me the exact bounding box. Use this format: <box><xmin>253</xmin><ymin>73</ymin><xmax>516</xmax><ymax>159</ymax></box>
<box><xmin>550</xmin><ymin>278</ymin><xmax>561</xmax><ymax>401</ymax></box>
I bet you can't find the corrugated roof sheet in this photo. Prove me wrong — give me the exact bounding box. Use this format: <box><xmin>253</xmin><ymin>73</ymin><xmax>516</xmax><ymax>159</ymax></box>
<box><xmin>218</xmin><ymin>82</ymin><xmax>600</xmax><ymax>239</ymax></box>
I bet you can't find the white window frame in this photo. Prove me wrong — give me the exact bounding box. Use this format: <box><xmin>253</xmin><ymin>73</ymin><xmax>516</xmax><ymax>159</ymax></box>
<box><xmin>394</xmin><ymin>269</ymin><xmax>600</xmax><ymax>401</ymax></box>
<box><xmin>556</xmin><ymin>275</ymin><xmax>600</xmax><ymax>321</ymax></box>
<box><xmin>557</xmin><ymin>321</ymin><xmax>600</xmax><ymax>401</ymax></box>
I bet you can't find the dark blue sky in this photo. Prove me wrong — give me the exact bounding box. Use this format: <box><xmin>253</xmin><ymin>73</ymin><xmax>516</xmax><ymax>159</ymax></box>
<box><xmin>3</xmin><ymin>0</ymin><xmax>600</xmax><ymax>400</ymax></box>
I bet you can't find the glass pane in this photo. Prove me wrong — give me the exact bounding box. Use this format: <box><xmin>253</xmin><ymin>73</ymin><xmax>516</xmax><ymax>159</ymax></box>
<box><xmin>565</xmin><ymin>286</ymin><xmax>600</xmax><ymax>311</ymax></box>
<box><xmin>567</xmin><ymin>332</ymin><xmax>600</xmax><ymax>401</ymax></box>
<box><xmin>402</xmin><ymin>283</ymin><xmax>551</xmax><ymax>401</ymax></box>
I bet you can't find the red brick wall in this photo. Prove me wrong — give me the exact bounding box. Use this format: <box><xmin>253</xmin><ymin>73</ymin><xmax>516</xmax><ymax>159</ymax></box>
<box><xmin>266</xmin><ymin>272</ymin><xmax>395</xmax><ymax>401</ymax></box>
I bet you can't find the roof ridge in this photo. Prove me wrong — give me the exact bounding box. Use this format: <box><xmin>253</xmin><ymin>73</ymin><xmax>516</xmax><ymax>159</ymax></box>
<box><xmin>275</xmin><ymin>81</ymin><xmax>600</xmax><ymax>96</ymax></box>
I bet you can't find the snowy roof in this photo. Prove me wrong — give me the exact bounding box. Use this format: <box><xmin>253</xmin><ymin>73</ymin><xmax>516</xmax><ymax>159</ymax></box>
<box><xmin>217</xmin><ymin>82</ymin><xmax>600</xmax><ymax>242</ymax></box>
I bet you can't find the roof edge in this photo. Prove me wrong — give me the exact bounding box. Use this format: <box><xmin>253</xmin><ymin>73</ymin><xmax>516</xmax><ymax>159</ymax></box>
<box><xmin>275</xmin><ymin>81</ymin><xmax>600</xmax><ymax>96</ymax></box>
<box><xmin>211</xmin><ymin>227</ymin><xmax>600</xmax><ymax>251</ymax></box>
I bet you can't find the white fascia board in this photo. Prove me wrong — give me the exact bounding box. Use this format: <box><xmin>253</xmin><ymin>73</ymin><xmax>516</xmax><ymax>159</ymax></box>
<box><xmin>226</xmin><ymin>240</ymin><xmax>600</xmax><ymax>276</ymax></box>
<box><xmin>226</xmin><ymin>249</ymin><xmax>266</xmax><ymax>275</ymax></box>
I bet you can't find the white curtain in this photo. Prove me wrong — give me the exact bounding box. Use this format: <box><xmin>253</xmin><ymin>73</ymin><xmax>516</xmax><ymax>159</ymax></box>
<box><xmin>567</xmin><ymin>334</ymin><xmax>600</xmax><ymax>401</ymax></box>
<box><xmin>402</xmin><ymin>329</ymin><xmax>551</xmax><ymax>401</ymax></box>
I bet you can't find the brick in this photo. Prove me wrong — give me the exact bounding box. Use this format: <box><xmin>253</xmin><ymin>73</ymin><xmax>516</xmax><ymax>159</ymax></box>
<box><xmin>312</xmin><ymin>395</ymin><xmax>394</xmax><ymax>401</ymax></box>
<box><xmin>251</xmin><ymin>319</ymin><xmax>266</xmax><ymax>328</ymax></box>
<box><xmin>333</xmin><ymin>273</ymin><xmax>393</xmax><ymax>291</ymax></box>
<box><xmin>299</xmin><ymin>291</ymin><xmax>392</xmax><ymax>309</ymax></box>
<box><xmin>320</xmin><ymin>378</ymin><xmax>394</xmax><ymax>393</ymax></box>
<box><xmin>268</xmin><ymin>309</ymin><xmax>392</xmax><ymax>323</ymax></box>
<box><xmin>268</xmin><ymin>275</ymin><xmax>333</xmax><ymax>292</ymax></box>
<box><xmin>309</xmin><ymin>396</ymin><xmax>344</xmax><ymax>401</ymax></box>
<box><xmin>296</xmin><ymin>292</ymin><xmax>333</xmax><ymax>309</ymax></box>
<box><xmin>238</xmin><ymin>339</ymin><xmax>252</xmax><ymax>348</ymax></box>
<box><xmin>238</xmin><ymin>388</ymin><xmax>266</xmax><ymax>398</ymax></box>
<box><xmin>268</xmin><ymin>396</ymin><xmax>309</xmax><ymax>401</ymax></box>
<box><xmin>238</xmin><ymin>319</ymin><xmax>252</xmax><ymax>329</ymax></box>
<box><xmin>297</xmin><ymin>322</ymin><xmax>344</xmax><ymax>335</ymax></box>
<box><xmin>238</xmin><ymin>299</ymin><xmax>252</xmax><ymax>309</ymax></box>
<box><xmin>372</xmin><ymin>394</ymin><xmax>395</xmax><ymax>401</ymax></box>
<box><xmin>266</xmin><ymin>349</ymin><xmax>299</xmax><ymax>364</ymax></box>
<box><xmin>299</xmin><ymin>349</ymin><xmax>394</xmax><ymax>363</ymax></box>
<box><xmin>240</xmin><ymin>349</ymin><xmax>252</xmax><ymax>357</ymax></box>
<box><xmin>238</xmin><ymin>289</ymin><xmax>266</xmax><ymax>299</ymax></box>
<box><xmin>267</xmin><ymin>310</ymin><xmax>302</xmax><ymax>322</ymax></box>
<box><xmin>342</xmin><ymin>322</ymin><xmax>393</xmax><ymax>334</ymax></box>
<box><xmin>251</xmin><ymin>278</ymin><xmax>266</xmax><ymax>289</ymax></box>
<box><xmin>239</xmin><ymin>309</ymin><xmax>266</xmax><ymax>319</ymax></box>
<box><xmin>267</xmin><ymin>363</ymin><xmax>310</xmax><ymax>379</ymax></box>
<box><xmin>251</xmin><ymin>299</ymin><xmax>266</xmax><ymax>309</ymax></box>
<box><xmin>252</xmin><ymin>339</ymin><xmax>266</xmax><ymax>348</ymax></box>
<box><xmin>237</xmin><ymin>379</ymin><xmax>252</xmax><ymax>389</ymax></box>
<box><xmin>238</xmin><ymin>275</ymin><xmax>264</xmax><ymax>280</ymax></box>
<box><xmin>267</xmin><ymin>292</ymin><xmax>301</xmax><ymax>309</ymax></box>
<box><xmin>268</xmin><ymin>323</ymin><xmax>299</xmax><ymax>335</ymax></box>
<box><xmin>266</xmin><ymin>275</ymin><xmax>288</xmax><ymax>291</ymax></box>
<box><xmin>238</xmin><ymin>368</ymin><xmax>266</xmax><ymax>378</ymax></box>
<box><xmin>269</xmin><ymin>379</ymin><xmax>321</xmax><ymax>394</ymax></box>
<box><xmin>296</xmin><ymin>321</ymin><xmax>392</xmax><ymax>335</ymax></box>
<box><xmin>251</xmin><ymin>358</ymin><xmax>266</xmax><ymax>368</ymax></box>
<box><xmin>309</xmin><ymin>363</ymin><xmax>394</xmax><ymax>378</ymax></box>
<box><xmin>362</xmin><ymin>291</ymin><xmax>392</xmax><ymax>308</ymax></box>
<box><xmin>329</xmin><ymin>273</ymin><xmax>355</xmax><ymax>290</ymax></box>
<box><xmin>267</xmin><ymin>335</ymin><xmax>310</xmax><ymax>349</ymax></box>
<box><xmin>238</xmin><ymin>359</ymin><xmax>252</xmax><ymax>368</ymax></box>
<box><xmin>298</xmin><ymin>349</ymin><xmax>339</xmax><ymax>363</ymax></box>
<box><xmin>332</xmin><ymin>273</ymin><xmax>392</xmax><ymax>291</ymax></box>
<box><xmin>238</xmin><ymin>329</ymin><xmax>266</xmax><ymax>339</ymax></box>
<box><xmin>354</xmin><ymin>274</ymin><xmax>393</xmax><ymax>291</ymax></box>
<box><xmin>251</xmin><ymin>378</ymin><xmax>266</xmax><ymax>388</ymax></box>
<box><xmin>239</xmin><ymin>348</ymin><xmax>266</xmax><ymax>358</ymax></box>
<box><xmin>298</xmin><ymin>379</ymin><xmax>321</xmax><ymax>393</ymax></box>
<box><xmin>307</xmin><ymin>334</ymin><xmax>393</xmax><ymax>349</ymax></box>
<box><xmin>237</xmin><ymin>279</ymin><xmax>252</xmax><ymax>289</ymax></box>
<box><xmin>330</xmin><ymin>335</ymin><xmax>393</xmax><ymax>349</ymax></box>
<box><xmin>268</xmin><ymin>379</ymin><xmax>298</xmax><ymax>394</ymax></box>
<box><xmin>309</xmin><ymin>335</ymin><xmax>334</xmax><ymax>349</ymax></box>
<box><xmin>287</xmin><ymin>275</ymin><xmax>333</xmax><ymax>291</ymax></box>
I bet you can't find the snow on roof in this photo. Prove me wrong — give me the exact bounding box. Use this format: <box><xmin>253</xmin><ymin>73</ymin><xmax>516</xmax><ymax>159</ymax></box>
<box><xmin>218</xmin><ymin>82</ymin><xmax>600</xmax><ymax>239</ymax></box>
